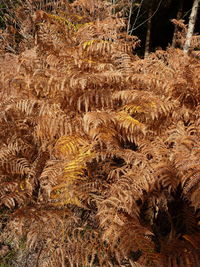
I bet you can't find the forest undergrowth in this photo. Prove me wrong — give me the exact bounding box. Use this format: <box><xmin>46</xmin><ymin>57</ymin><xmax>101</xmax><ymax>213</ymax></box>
<box><xmin>0</xmin><ymin>0</ymin><xmax>200</xmax><ymax>266</ymax></box>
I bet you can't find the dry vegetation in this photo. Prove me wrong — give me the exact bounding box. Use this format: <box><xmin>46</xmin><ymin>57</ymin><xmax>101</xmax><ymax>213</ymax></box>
<box><xmin>0</xmin><ymin>0</ymin><xmax>200</xmax><ymax>266</ymax></box>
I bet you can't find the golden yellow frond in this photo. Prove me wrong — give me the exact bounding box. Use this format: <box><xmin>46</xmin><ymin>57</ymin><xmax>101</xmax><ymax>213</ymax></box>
<box><xmin>47</xmin><ymin>14</ymin><xmax>77</xmax><ymax>31</ymax></box>
<box><xmin>54</xmin><ymin>135</ymin><xmax>90</xmax><ymax>159</ymax></box>
<box><xmin>122</xmin><ymin>103</ymin><xmax>144</xmax><ymax>114</ymax></box>
<box><xmin>115</xmin><ymin>111</ymin><xmax>146</xmax><ymax>142</ymax></box>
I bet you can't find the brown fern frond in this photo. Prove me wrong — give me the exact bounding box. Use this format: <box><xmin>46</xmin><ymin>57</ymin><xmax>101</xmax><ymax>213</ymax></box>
<box><xmin>96</xmin><ymin>160</ymin><xmax>158</xmax><ymax>264</ymax></box>
<box><xmin>39</xmin><ymin>159</ymin><xmax>64</xmax><ymax>201</ymax></box>
<box><xmin>160</xmin><ymin>237</ymin><xmax>200</xmax><ymax>267</ymax></box>
<box><xmin>170</xmin><ymin>134</ymin><xmax>200</xmax><ymax>210</ymax></box>
<box><xmin>113</xmin><ymin>90</ymin><xmax>175</xmax><ymax>123</ymax></box>
<box><xmin>171</xmin><ymin>19</ymin><xmax>187</xmax><ymax>31</ymax></box>
<box><xmin>1</xmin><ymin>1</ymin><xmax>200</xmax><ymax>266</ymax></box>
<box><xmin>152</xmin><ymin>163</ymin><xmax>179</xmax><ymax>193</ymax></box>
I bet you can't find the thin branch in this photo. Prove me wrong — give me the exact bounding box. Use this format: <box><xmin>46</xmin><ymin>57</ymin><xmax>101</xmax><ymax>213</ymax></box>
<box><xmin>130</xmin><ymin>0</ymin><xmax>144</xmax><ymax>34</ymax></box>
<box><xmin>127</xmin><ymin>0</ymin><xmax>135</xmax><ymax>34</ymax></box>
<box><xmin>183</xmin><ymin>8</ymin><xmax>192</xmax><ymax>19</ymax></box>
<box><xmin>130</xmin><ymin>0</ymin><xmax>163</xmax><ymax>34</ymax></box>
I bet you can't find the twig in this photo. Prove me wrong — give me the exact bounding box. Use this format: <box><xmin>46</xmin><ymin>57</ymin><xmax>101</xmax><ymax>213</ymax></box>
<box><xmin>130</xmin><ymin>0</ymin><xmax>163</xmax><ymax>34</ymax></box>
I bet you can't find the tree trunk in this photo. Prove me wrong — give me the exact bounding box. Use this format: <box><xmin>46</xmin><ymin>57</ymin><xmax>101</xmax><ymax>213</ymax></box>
<box><xmin>144</xmin><ymin>5</ymin><xmax>152</xmax><ymax>58</ymax></box>
<box><xmin>183</xmin><ymin>0</ymin><xmax>200</xmax><ymax>54</ymax></box>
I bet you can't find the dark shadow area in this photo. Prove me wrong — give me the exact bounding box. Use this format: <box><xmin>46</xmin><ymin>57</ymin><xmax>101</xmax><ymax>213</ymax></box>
<box><xmin>131</xmin><ymin>0</ymin><xmax>196</xmax><ymax>56</ymax></box>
